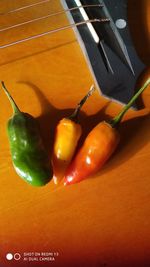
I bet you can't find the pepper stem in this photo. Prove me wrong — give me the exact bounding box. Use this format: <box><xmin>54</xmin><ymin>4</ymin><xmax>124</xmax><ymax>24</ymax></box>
<box><xmin>1</xmin><ymin>81</ymin><xmax>21</xmax><ymax>114</ymax></box>
<box><xmin>110</xmin><ymin>78</ymin><xmax>150</xmax><ymax>128</ymax></box>
<box><xmin>69</xmin><ymin>84</ymin><xmax>95</xmax><ymax>122</ymax></box>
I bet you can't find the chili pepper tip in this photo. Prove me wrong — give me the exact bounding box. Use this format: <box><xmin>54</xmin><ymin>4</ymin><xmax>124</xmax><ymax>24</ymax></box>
<box><xmin>1</xmin><ymin>81</ymin><xmax>21</xmax><ymax>114</ymax></box>
<box><xmin>110</xmin><ymin>77</ymin><xmax>150</xmax><ymax>127</ymax></box>
<box><xmin>68</xmin><ymin>84</ymin><xmax>95</xmax><ymax>121</ymax></box>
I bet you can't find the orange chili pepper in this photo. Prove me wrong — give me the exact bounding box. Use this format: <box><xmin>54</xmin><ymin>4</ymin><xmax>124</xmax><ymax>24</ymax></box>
<box><xmin>64</xmin><ymin>78</ymin><xmax>150</xmax><ymax>186</ymax></box>
<box><xmin>52</xmin><ymin>85</ymin><xmax>95</xmax><ymax>184</ymax></box>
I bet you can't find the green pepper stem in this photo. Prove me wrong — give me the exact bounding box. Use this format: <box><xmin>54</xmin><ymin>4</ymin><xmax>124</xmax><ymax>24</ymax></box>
<box><xmin>69</xmin><ymin>84</ymin><xmax>95</xmax><ymax>122</ymax></box>
<box><xmin>110</xmin><ymin>78</ymin><xmax>150</xmax><ymax>128</ymax></box>
<box><xmin>1</xmin><ymin>81</ymin><xmax>21</xmax><ymax>114</ymax></box>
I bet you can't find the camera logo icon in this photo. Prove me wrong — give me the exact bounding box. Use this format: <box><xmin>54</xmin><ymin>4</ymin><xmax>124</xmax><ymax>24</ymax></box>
<box><xmin>6</xmin><ymin>253</ymin><xmax>21</xmax><ymax>261</ymax></box>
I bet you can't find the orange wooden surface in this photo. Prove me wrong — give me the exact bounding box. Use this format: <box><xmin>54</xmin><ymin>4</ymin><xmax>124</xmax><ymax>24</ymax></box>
<box><xmin>0</xmin><ymin>1</ymin><xmax>150</xmax><ymax>267</ymax></box>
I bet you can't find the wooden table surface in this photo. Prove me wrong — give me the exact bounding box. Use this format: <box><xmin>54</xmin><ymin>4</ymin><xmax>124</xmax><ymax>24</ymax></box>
<box><xmin>0</xmin><ymin>1</ymin><xmax>149</xmax><ymax>266</ymax></box>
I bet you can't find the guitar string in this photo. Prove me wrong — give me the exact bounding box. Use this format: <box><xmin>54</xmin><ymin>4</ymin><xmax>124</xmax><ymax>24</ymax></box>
<box><xmin>0</xmin><ymin>0</ymin><xmax>53</xmax><ymax>15</ymax></box>
<box><xmin>0</xmin><ymin>2</ymin><xmax>109</xmax><ymax>49</ymax></box>
<box><xmin>0</xmin><ymin>18</ymin><xmax>110</xmax><ymax>49</ymax></box>
<box><xmin>0</xmin><ymin>4</ymin><xmax>103</xmax><ymax>33</ymax></box>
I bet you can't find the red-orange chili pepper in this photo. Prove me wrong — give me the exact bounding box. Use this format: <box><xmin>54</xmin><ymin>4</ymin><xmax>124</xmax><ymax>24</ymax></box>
<box><xmin>52</xmin><ymin>85</ymin><xmax>95</xmax><ymax>184</ymax></box>
<box><xmin>64</xmin><ymin>78</ymin><xmax>150</xmax><ymax>185</ymax></box>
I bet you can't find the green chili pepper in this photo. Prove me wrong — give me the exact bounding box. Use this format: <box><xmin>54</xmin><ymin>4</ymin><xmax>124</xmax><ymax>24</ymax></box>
<box><xmin>1</xmin><ymin>81</ymin><xmax>53</xmax><ymax>186</ymax></box>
